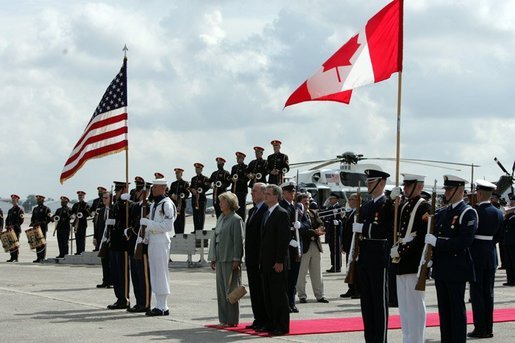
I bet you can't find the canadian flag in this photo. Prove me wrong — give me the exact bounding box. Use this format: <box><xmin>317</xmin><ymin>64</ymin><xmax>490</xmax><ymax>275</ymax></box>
<box><xmin>285</xmin><ymin>0</ymin><xmax>403</xmax><ymax>107</ymax></box>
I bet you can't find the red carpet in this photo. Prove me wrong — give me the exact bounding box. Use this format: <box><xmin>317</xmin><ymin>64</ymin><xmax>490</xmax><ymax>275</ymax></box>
<box><xmin>206</xmin><ymin>308</ymin><xmax>515</xmax><ymax>336</ymax></box>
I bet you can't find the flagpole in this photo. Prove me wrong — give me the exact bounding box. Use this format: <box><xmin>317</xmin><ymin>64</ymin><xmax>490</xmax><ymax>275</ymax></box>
<box><xmin>123</xmin><ymin>45</ymin><xmax>129</xmax><ymax>226</ymax></box>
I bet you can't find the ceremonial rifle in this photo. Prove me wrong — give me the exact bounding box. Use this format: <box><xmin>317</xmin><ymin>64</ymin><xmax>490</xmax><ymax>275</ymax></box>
<box><xmin>134</xmin><ymin>185</ymin><xmax>148</xmax><ymax>260</ymax></box>
<box><xmin>415</xmin><ymin>180</ymin><xmax>437</xmax><ymax>291</ymax></box>
<box><xmin>344</xmin><ymin>183</ymin><xmax>361</xmax><ymax>285</ymax></box>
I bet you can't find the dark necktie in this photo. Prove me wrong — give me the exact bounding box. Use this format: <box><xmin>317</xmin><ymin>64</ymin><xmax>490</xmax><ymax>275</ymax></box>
<box><xmin>262</xmin><ymin>210</ymin><xmax>270</xmax><ymax>226</ymax></box>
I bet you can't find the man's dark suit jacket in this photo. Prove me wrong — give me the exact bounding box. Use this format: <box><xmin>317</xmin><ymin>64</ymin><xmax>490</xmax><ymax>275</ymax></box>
<box><xmin>245</xmin><ymin>203</ymin><xmax>268</xmax><ymax>268</ymax></box>
<box><xmin>259</xmin><ymin>205</ymin><xmax>290</xmax><ymax>270</ymax></box>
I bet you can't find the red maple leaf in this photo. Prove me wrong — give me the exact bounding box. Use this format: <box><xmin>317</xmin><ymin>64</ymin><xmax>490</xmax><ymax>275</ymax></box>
<box><xmin>322</xmin><ymin>34</ymin><xmax>360</xmax><ymax>82</ymax></box>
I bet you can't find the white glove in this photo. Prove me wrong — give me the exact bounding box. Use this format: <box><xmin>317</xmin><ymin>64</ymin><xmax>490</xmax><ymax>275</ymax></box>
<box><xmin>427</xmin><ymin>260</ymin><xmax>433</xmax><ymax>268</ymax></box>
<box><xmin>402</xmin><ymin>235</ymin><xmax>414</xmax><ymax>244</ymax></box>
<box><xmin>289</xmin><ymin>239</ymin><xmax>299</xmax><ymax>248</ymax></box>
<box><xmin>105</xmin><ymin>218</ymin><xmax>116</xmax><ymax>226</ymax></box>
<box><xmin>390</xmin><ymin>186</ymin><xmax>402</xmax><ymax>200</ymax></box>
<box><xmin>333</xmin><ymin>220</ymin><xmax>339</xmax><ymax>226</ymax></box>
<box><xmin>352</xmin><ymin>223</ymin><xmax>363</xmax><ymax>234</ymax></box>
<box><xmin>140</xmin><ymin>218</ymin><xmax>152</xmax><ymax>227</ymax></box>
<box><xmin>390</xmin><ymin>246</ymin><xmax>400</xmax><ymax>259</ymax></box>
<box><xmin>293</xmin><ymin>221</ymin><xmax>301</xmax><ymax>229</ymax></box>
<box><xmin>136</xmin><ymin>236</ymin><xmax>143</xmax><ymax>244</ymax></box>
<box><xmin>425</xmin><ymin>233</ymin><xmax>437</xmax><ymax>247</ymax></box>
<box><xmin>120</xmin><ymin>193</ymin><xmax>130</xmax><ymax>201</ymax></box>
<box><xmin>124</xmin><ymin>228</ymin><xmax>130</xmax><ymax>239</ymax></box>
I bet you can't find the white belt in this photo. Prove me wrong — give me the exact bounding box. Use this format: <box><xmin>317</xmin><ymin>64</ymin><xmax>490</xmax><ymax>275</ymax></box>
<box><xmin>474</xmin><ymin>235</ymin><xmax>493</xmax><ymax>241</ymax></box>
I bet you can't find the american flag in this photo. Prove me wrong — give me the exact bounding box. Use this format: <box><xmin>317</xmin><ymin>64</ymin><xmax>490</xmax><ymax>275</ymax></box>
<box><xmin>60</xmin><ymin>58</ymin><xmax>128</xmax><ymax>183</ymax></box>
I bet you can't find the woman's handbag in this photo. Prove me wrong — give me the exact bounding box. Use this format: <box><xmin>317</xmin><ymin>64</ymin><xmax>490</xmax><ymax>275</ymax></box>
<box><xmin>226</xmin><ymin>269</ymin><xmax>247</xmax><ymax>304</ymax></box>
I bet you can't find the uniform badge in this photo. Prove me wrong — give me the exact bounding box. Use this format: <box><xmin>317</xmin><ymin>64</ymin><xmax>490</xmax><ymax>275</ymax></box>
<box><xmin>451</xmin><ymin>215</ymin><xmax>458</xmax><ymax>229</ymax></box>
<box><xmin>373</xmin><ymin>212</ymin><xmax>379</xmax><ymax>225</ymax></box>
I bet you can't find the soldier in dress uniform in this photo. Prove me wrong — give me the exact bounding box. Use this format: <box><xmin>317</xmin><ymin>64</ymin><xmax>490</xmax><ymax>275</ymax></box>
<box><xmin>90</xmin><ymin>186</ymin><xmax>107</xmax><ymax>236</ymax></box>
<box><xmin>504</xmin><ymin>195</ymin><xmax>515</xmax><ymax>287</ymax></box>
<box><xmin>352</xmin><ymin>169</ymin><xmax>394</xmax><ymax>343</ymax></box>
<box><xmin>107</xmin><ymin>182</ymin><xmax>132</xmax><ymax>310</ymax></box>
<box><xmin>126</xmin><ymin>181</ymin><xmax>152</xmax><ymax>313</ymax></box>
<box><xmin>190</xmin><ymin>163</ymin><xmax>210</xmax><ymax>231</ymax></box>
<box><xmin>424</xmin><ymin>175</ymin><xmax>478</xmax><ymax>343</ymax></box>
<box><xmin>322</xmin><ymin>193</ymin><xmax>343</xmax><ymax>273</ymax></box>
<box><xmin>389</xmin><ymin>174</ymin><xmax>431</xmax><ymax>343</ymax></box>
<box><xmin>95</xmin><ymin>191</ymin><xmax>112</xmax><ymax>288</ymax></box>
<box><xmin>209</xmin><ymin>157</ymin><xmax>231</xmax><ymax>218</ymax></box>
<box><xmin>169</xmin><ymin>168</ymin><xmax>190</xmax><ymax>234</ymax></box>
<box><xmin>5</xmin><ymin>194</ymin><xmax>24</xmax><ymax>262</ymax></box>
<box><xmin>54</xmin><ymin>196</ymin><xmax>72</xmax><ymax>258</ymax></box>
<box><xmin>266</xmin><ymin>140</ymin><xmax>289</xmax><ymax>185</ymax></box>
<box><xmin>71</xmin><ymin>191</ymin><xmax>91</xmax><ymax>255</ymax></box>
<box><xmin>30</xmin><ymin>195</ymin><xmax>52</xmax><ymax>262</ymax></box>
<box><xmin>279</xmin><ymin>181</ymin><xmax>306</xmax><ymax>313</ymax></box>
<box><xmin>231</xmin><ymin>152</ymin><xmax>249</xmax><ymax>221</ymax></box>
<box><xmin>130</xmin><ymin>177</ymin><xmax>145</xmax><ymax>202</ymax></box>
<box><xmin>149</xmin><ymin>172</ymin><xmax>166</xmax><ymax>203</ymax></box>
<box><xmin>247</xmin><ymin>146</ymin><xmax>268</xmax><ymax>187</ymax></box>
<box><xmin>341</xmin><ymin>193</ymin><xmax>361</xmax><ymax>299</ymax></box>
<box><xmin>468</xmin><ymin>179</ymin><xmax>503</xmax><ymax>339</ymax></box>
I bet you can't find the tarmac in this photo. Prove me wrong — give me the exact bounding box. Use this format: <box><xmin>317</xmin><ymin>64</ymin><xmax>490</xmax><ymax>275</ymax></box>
<box><xmin>2</xmin><ymin>216</ymin><xmax>515</xmax><ymax>342</ymax></box>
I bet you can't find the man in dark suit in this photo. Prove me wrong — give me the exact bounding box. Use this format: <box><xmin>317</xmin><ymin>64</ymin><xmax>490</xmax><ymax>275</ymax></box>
<box><xmin>259</xmin><ymin>184</ymin><xmax>290</xmax><ymax>336</ymax></box>
<box><xmin>425</xmin><ymin>175</ymin><xmax>478</xmax><ymax>343</ymax></box>
<box><xmin>468</xmin><ymin>180</ymin><xmax>503</xmax><ymax>338</ymax></box>
<box><xmin>244</xmin><ymin>182</ymin><xmax>268</xmax><ymax>330</ymax></box>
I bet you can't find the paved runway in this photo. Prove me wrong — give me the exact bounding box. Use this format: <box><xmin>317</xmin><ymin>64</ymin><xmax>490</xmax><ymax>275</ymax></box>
<box><xmin>2</xmin><ymin>217</ymin><xmax>515</xmax><ymax>342</ymax></box>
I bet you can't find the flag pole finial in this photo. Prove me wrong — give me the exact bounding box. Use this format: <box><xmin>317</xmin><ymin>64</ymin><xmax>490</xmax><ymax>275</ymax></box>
<box><xmin>123</xmin><ymin>44</ymin><xmax>128</xmax><ymax>58</ymax></box>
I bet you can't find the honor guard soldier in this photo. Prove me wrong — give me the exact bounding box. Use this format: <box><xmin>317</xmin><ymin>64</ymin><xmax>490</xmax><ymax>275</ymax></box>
<box><xmin>424</xmin><ymin>175</ymin><xmax>478</xmax><ymax>343</ymax></box>
<box><xmin>279</xmin><ymin>181</ymin><xmax>307</xmax><ymax>313</ymax></box>
<box><xmin>90</xmin><ymin>186</ymin><xmax>107</xmax><ymax>230</ymax></box>
<box><xmin>247</xmin><ymin>146</ymin><xmax>268</xmax><ymax>187</ymax></box>
<box><xmin>190</xmin><ymin>163</ymin><xmax>210</xmax><ymax>231</ymax></box>
<box><xmin>107</xmin><ymin>182</ymin><xmax>132</xmax><ymax>310</ymax></box>
<box><xmin>30</xmin><ymin>195</ymin><xmax>52</xmax><ymax>262</ymax></box>
<box><xmin>130</xmin><ymin>176</ymin><xmax>145</xmax><ymax>202</ymax></box>
<box><xmin>352</xmin><ymin>169</ymin><xmax>394</xmax><ymax>343</ymax></box>
<box><xmin>71</xmin><ymin>191</ymin><xmax>91</xmax><ymax>255</ymax></box>
<box><xmin>149</xmin><ymin>172</ymin><xmax>166</xmax><ymax>202</ymax></box>
<box><xmin>127</xmin><ymin>180</ymin><xmax>152</xmax><ymax>313</ymax></box>
<box><xmin>341</xmin><ymin>193</ymin><xmax>361</xmax><ymax>299</ymax></box>
<box><xmin>54</xmin><ymin>196</ymin><xmax>72</xmax><ymax>258</ymax></box>
<box><xmin>322</xmin><ymin>193</ymin><xmax>343</xmax><ymax>273</ymax></box>
<box><xmin>468</xmin><ymin>179</ymin><xmax>503</xmax><ymax>339</ymax></box>
<box><xmin>5</xmin><ymin>194</ymin><xmax>24</xmax><ymax>262</ymax></box>
<box><xmin>390</xmin><ymin>174</ymin><xmax>431</xmax><ymax>343</ymax></box>
<box><xmin>504</xmin><ymin>195</ymin><xmax>515</xmax><ymax>287</ymax></box>
<box><xmin>231</xmin><ymin>152</ymin><xmax>249</xmax><ymax>220</ymax></box>
<box><xmin>169</xmin><ymin>168</ymin><xmax>190</xmax><ymax>234</ymax></box>
<box><xmin>209</xmin><ymin>157</ymin><xmax>231</xmax><ymax>218</ymax></box>
<box><xmin>266</xmin><ymin>140</ymin><xmax>289</xmax><ymax>185</ymax></box>
<box><xmin>95</xmin><ymin>191</ymin><xmax>112</xmax><ymax>288</ymax></box>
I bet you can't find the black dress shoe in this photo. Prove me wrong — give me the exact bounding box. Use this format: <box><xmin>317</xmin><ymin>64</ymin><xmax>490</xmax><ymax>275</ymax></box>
<box><xmin>467</xmin><ymin>331</ymin><xmax>492</xmax><ymax>338</ymax></box>
<box><xmin>502</xmin><ymin>282</ymin><xmax>515</xmax><ymax>286</ymax></box>
<box><xmin>107</xmin><ymin>302</ymin><xmax>129</xmax><ymax>310</ymax></box>
<box><xmin>33</xmin><ymin>259</ymin><xmax>41</xmax><ymax>263</ymax></box>
<box><xmin>96</xmin><ymin>283</ymin><xmax>109</xmax><ymax>288</ymax></box>
<box><xmin>290</xmin><ymin>306</ymin><xmax>299</xmax><ymax>313</ymax></box>
<box><xmin>127</xmin><ymin>305</ymin><xmax>149</xmax><ymax>313</ymax></box>
<box><xmin>254</xmin><ymin>326</ymin><xmax>269</xmax><ymax>333</ymax></box>
<box><xmin>326</xmin><ymin>268</ymin><xmax>336</xmax><ymax>273</ymax></box>
<box><xmin>6</xmin><ymin>258</ymin><xmax>17</xmax><ymax>262</ymax></box>
<box><xmin>351</xmin><ymin>293</ymin><xmax>361</xmax><ymax>299</ymax></box>
<box><xmin>145</xmin><ymin>308</ymin><xmax>169</xmax><ymax>316</ymax></box>
<box><xmin>245</xmin><ymin>324</ymin><xmax>255</xmax><ymax>329</ymax></box>
<box><xmin>299</xmin><ymin>298</ymin><xmax>307</xmax><ymax>303</ymax></box>
<box><xmin>55</xmin><ymin>256</ymin><xmax>64</xmax><ymax>259</ymax></box>
<box><xmin>270</xmin><ymin>329</ymin><xmax>288</xmax><ymax>336</ymax></box>
<box><xmin>317</xmin><ymin>297</ymin><xmax>329</xmax><ymax>303</ymax></box>
<box><xmin>340</xmin><ymin>290</ymin><xmax>353</xmax><ymax>298</ymax></box>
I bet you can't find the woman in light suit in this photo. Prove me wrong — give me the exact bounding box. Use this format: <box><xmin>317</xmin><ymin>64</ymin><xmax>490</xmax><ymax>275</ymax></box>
<box><xmin>208</xmin><ymin>191</ymin><xmax>244</xmax><ymax>327</ymax></box>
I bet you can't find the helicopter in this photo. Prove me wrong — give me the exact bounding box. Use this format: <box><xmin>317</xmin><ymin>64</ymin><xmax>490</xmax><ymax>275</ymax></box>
<box><xmin>289</xmin><ymin>151</ymin><xmax>476</xmax><ymax>207</ymax></box>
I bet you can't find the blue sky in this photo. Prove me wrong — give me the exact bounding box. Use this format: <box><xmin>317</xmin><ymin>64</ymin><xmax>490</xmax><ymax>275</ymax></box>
<box><xmin>0</xmin><ymin>0</ymin><xmax>513</xmax><ymax>200</ymax></box>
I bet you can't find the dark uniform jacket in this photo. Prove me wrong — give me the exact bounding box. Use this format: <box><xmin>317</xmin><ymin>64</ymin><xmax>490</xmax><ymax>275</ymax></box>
<box><xmin>245</xmin><ymin>202</ymin><xmax>268</xmax><ymax>268</ymax></box>
<box><xmin>505</xmin><ymin>212</ymin><xmax>515</xmax><ymax>246</ymax></box>
<box><xmin>209</xmin><ymin>169</ymin><xmax>231</xmax><ymax>198</ymax></box>
<box><xmin>6</xmin><ymin>205</ymin><xmax>24</xmax><ymax>234</ymax></box>
<box><xmin>322</xmin><ymin>202</ymin><xmax>342</xmax><ymax>242</ymax></box>
<box><xmin>190</xmin><ymin>174</ymin><xmax>211</xmax><ymax>203</ymax></box>
<box><xmin>432</xmin><ymin>201</ymin><xmax>477</xmax><ymax>282</ymax></box>
<box><xmin>230</xmin><ymin>163</ymin><xmax>249</xmax><ymax>193</ymax></box>
<box><xmin>30</xmin><ymin>204</ymin><xmax>52</xmax><ymax>233</ymax></box>
<box><xmin>342</xmin><ymin>209</ymin><xmax>356</xmax><ymax>254</ymax></box>
<box><xmin>358</xmin><ymin>195</ymin><xmax>394</xmax><ymax>268</ymax></box>
<box><xmin>128</xmin><ymin>201</ymin><xmax>150</xmax><ymax>256</ymax></box>
<box><xmin>266</xmin><ymin>153</ymin><xmax>289</xmax><ymax>185</ymax></box>
<box><xmin>54</xmin><ymin>206</ymin><xmax>72</xmax><ymax>232</ymax></box>
<box><xmin>169</xmin><ymin>179</ymin><xmax>190</xmax><ymax>213</ymax></box>
<box><xmin>302</xmin><ymin>209</ymin><xmax>324</xmax><ymax>254</ymax></box>
<box><xmin>259</xmin><ymin>205</ymin><xmax>290</xmax><ymax>270</ymax></box>
<box><xmin>471</xmin><ymin>202</ymin><xmax>503</xmax><ymax>270</ymax></box>
<box><xmin>94</xmin><ymin>206</ymin><xmax>108</xmax><ymax>247</ymax></box>
<box><xmin>279</xmin><ymin>199</ymin><xmax>309</xmax><ymax>261</ymax></box>
<box><xmin>71</xmin><ymin>201</ymin><xmax>90</xmax><ymax>229</ymax></box>
<box><xmin>108</xmin><ymin>198</ymin><xmax>131</xmax><ymax>251</ymax></box>
<box><xmin>90</xmin><ymin>197</ymin><xmax>102</xmax><ymax>225</ymax></box>
<box><xmin>246</xmin><ymin>158</ymin><xmax>268</xmax><ymax>187</ymax></box>
<box><xmin>396</xmin><ymin>196</ymin><xmax>431</xmax><ymax>275</ymax></box>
